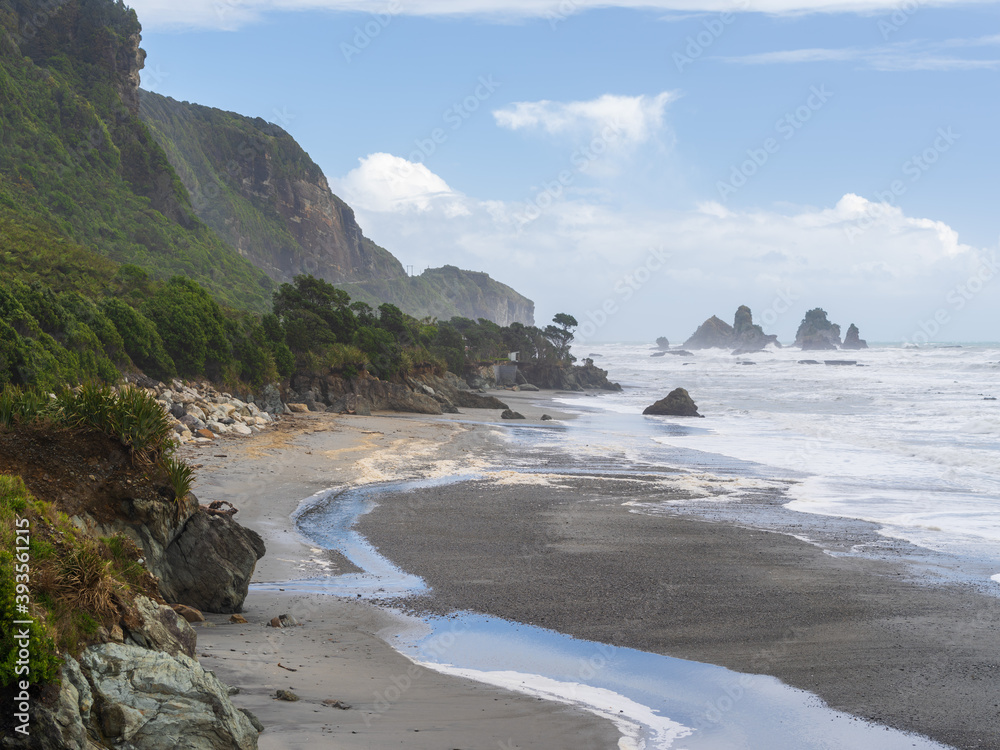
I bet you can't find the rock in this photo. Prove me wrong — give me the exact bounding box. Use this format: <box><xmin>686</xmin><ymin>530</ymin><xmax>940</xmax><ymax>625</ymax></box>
<box><xmin>130</xmin><ymin>596</ymin><xmax>197</xmax><ymax>658</ymax></box>
<box><xmin>824</xmin><ymin>360</ymin><xmax>857</xmax><ymax>366</ymax></box>
<box><xmin>327</xmin><ymin>394</ymin><xmax>373</xmax><ymax>416</ymax></box>
<box><xmin>322</xmin><ymin>699</ymin><xmax>351</xmax><ymax>709</ymax></box>
<box><xmin>77</xmin><ymin>643</ymin><xmax>258</xmax><ymax>749</ymax></box>
<box><xmin>668</xmin><ymin>350</ymin><xmax>694</xmax><ymax>356</ymax></box>
<box><xmin>260</xmin><ymin>383</ymin><xmax>284</xmax><ymax>415</ymax></box>
<box><xmin>207</xmin><ymin>421</ymin><xmax>230</xmax><ymax>434</ymax></box>
<box><xmin>231</xmin><ymin>423</ymin><xmax>253</xmax><ymax>437</ymax></box>
<box><xmin>798</xmin><ymin>360</ymin><xmax>821</xmax><ymax>365</ymax></box>
<box><xmin>159</xmin><ymin>512</ymin><xmax>266</xmax><ymax>614</ymax></box>
<box><xmin>842</xmin><ymin>323</ymin><xmax>869</xmax><ymax>349</ymax></box>
<box><xmin>287</xmin><ymin>403</ymin><xmax>310</xmax><ymax>413</ymax></box>
<box><xmin>170</xmin><ymin>603</ymin><xmax>206</xmax><ymax>624</ymax></box>
<box><xmin>731</xmin><ymin>305</ymin><xmax>780</xmax><ymax>353</ymax></box>
<box><xmin>650</xmin><ymin>351</ymin><xmax>667</xmax><ymax>358</ymax></box>
<box><xmin>268</xmin><ymin>613</ymin><xmax>300</xmax><ymax>628</ymax></box>
<box><xmin>230</xmin><ymin>614</ymin><xmax>249</xmax><ymax>624</ymax></box>
<box><xmin>643</xmin><ymin>388</ymin><xmax>703</xmax><ymax>417</ymax></box>
<box><xmin>27</xmin><ymin>654</ymin><xmax>94</xmax><ymax>750</ymax></box>
<box><xmin>276</xmin><ymin>689</ymin><xmax>300</xmax><ymax>702</ymax></box>
<box><xmin>683</xmin><ymin>315</ymin><xmax>735</xmax><ymax>349</ymax></box>
<box><xmin>239</xmin><ymin>708</ymin><xmax>265</xmax><ymax>733</ymax></box>
<box><xmin>186</xmin><ymin>405</ymin><xmax>207</xmax><ymax>421</ymax></box>
<box><xmin>520</xmin><ymin>383</ymin><xmax>540</xmax><ymax>392</ymax></box>
<box><xmin>541</xmin><ymin>414</ymin><xmax>553</xmax><ymax>421</ymax></box>
<box><xmin>501</xmin><ymin>410</ymin><xmax>526</xmax><ymax>419</ymax></box>
<box><xmin>170</xmin><ymin>402</ymin><xmax>186</xmax><ymax>419</ymax></box>
<box><xmin>655</xmin><ymin>336</ymin><xmax>670</xmax><ymax>349</ymax></box>
<box><xmin>195</xmin><ymin>429</ymin><xmax>215</xmax><ymax>440</ymax></box>
<box><xmin>795</xmin><ymin>308</ymin><xmax>842</xmax><ymax>350</ymax></box>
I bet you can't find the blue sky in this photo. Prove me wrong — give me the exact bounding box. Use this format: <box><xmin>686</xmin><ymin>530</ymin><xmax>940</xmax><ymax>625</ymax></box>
<box><xmin>133</xmin><ymin>1</ymin><xmax>1000</xmax><ymax>343</ymax></box>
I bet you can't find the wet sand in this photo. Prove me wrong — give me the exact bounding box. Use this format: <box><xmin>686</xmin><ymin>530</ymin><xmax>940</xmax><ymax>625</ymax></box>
<box><xmin>356</xmin><ymin>456</ymin><xmax>1000</xmax><ymax>750</ymax></box>
<box><xmin>183</xmin><ymin>405</ymin><xmax>621</xmax><ymax>750</ymax></box>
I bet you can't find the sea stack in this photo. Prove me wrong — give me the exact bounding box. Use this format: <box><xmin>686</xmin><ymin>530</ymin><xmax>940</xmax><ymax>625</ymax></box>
<box><xmin>842</xmin><ymin>323</ymin><xmax>869</xmax><ymax>350</ymax></box>
<box><xmin>643</xmin><ymin>388</ymin><xmax>703</xmax><ymax>417</ymax></box>
<box><xmin>795</xmin><ymin>308</ymin><xmax>842</xmax><ymax>350</ymax></box>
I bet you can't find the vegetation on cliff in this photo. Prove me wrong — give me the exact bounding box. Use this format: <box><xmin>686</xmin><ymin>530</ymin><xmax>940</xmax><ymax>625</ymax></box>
<box><xmin>0</xmin><ymin>385</ymin><xmax>186</xmax><ymax>690</ymax></box>
<box><xmin>0</xmin><ymin>0</ymin><xmax>275</xmax><ymax>310</ymax></box>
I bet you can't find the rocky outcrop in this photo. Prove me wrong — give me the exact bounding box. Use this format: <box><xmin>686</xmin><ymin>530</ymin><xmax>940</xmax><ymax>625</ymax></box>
<box><xmin>159</xmin><ymin>512</ymin><xmax>266</xmax><ymax>614</ymax></box>
<box><xmin>842</xmin><ymin>323</ymin><xmax>869</xmax><ymax>350</ymax></box>
<box><xmin>732</xmin><ymin>305</ymin><xmax>780</xmax><ymax>354</ymax></box>
<box><xmin>643</xmin><ymin>388</ymin><xmax>703</xmax><ymax>417</ymax></box>
<box><xmin>684</xmin><ymin>315</ymin><xmax>735</xmax><ymax>349</ymax></box>
<box><xmin>656</xmin><ymin>337</ymin><xmax>670</xmax><ymax>349</ymax></box>
<box><xmin>518</xmin><ymin>360</ymin><xmax>622</xmax><ymax>392</ymax></box>
<box><xmin>24</xmin><ymin>599</ymin><xmax>257</xmax><ymax>750</ymax></box>
<box><xmin>683</xmin><ymin>307</ymin><xmax>778</xmax><ymax>353</ymax></box>
<box><xmin>795</xmin><ymin>308</ymin><xmax>842</xmax><ymax>350</ymax></box>
<box><xmin>288</xmin><ymin>372</ymin><xmax>443</xmax><ymax>415</ymax></box>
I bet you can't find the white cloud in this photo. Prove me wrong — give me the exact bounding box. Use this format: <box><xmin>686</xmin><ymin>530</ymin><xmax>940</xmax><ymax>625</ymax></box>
<box><xmin>127</xmin><ymin>0</ymin><xmax>992</xmax><ymax>31</ymax></box>
<box><xmin>493</xmin><ymin>92</ymin><xmax>677</xmax><ymax>145</ymax></box>
<box><xmin>723</xmin><ymin>36</ymin><xmax>1000</xmax><ymax>71</ymax></box>
<box><xmin>334</xmin><ymin>152</ymin><xmax>469</xmax><ymax>215</ymax></box>
<box><xmin>334</xmin><ymin>155</ymin><xmax>994</xmax><ymax>341</ymax></box>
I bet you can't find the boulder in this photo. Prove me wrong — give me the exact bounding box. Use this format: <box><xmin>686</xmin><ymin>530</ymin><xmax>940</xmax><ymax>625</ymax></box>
<box><xmin>655</xmin><ymin>336</ymin><xmax>670</xmax><ymax>349</ymax></box>
<box><xmin>501</xmin><ymin>410</ymin><xmax>526</xmax><ymax>419</ymax></box>
<box><xmin>259</xmin><ymin>383</ymin><xmax>284</xmax><ymax>415</ymax></box>
<box><xmin>159</xmin><ymin>511</ymin><xmax>266</xmax><ymax>614</ymax></box>
<box><xmin>842</xmin><ymin>323</ymin><xmax>869</xmax><ymax>350</ymax></box>
<box><xmin>170</xmin><ymin>603</ymin><xmax>206</xmax><ymax>624</ymax></box>
<box><xmin>287</xmin><ymin>403</ymin><xmax>310</xmax><ymax>413</ymax></box>
<box><xmin>795</xmin><ymin>308</ymin><xmax>842</xmax><ymax>350</ymax></box>
<box><xmin>643</xmin><ymin>388</ymin><xmax>703</xmax><ymax>417</ymax></box>
<box><xmin>78</xmin><ymin>643</ymin><xmax>259</xmax><ymax>749</ymax></box>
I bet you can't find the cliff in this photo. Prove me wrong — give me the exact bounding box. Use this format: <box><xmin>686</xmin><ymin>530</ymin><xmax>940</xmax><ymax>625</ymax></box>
<box><xmin>0</xmin><ymin>0</ymin><xmax>274</xmax><ymax>310</ymax></box>
<box><xmin>342</xmin><ymin>265</ymin><xmax>535</xmax><ymax>326</ymax></box>
<box><xmin>139</xmin><ymin>91</ymin><xmax>406</xmax><ymax>285</ymax></box>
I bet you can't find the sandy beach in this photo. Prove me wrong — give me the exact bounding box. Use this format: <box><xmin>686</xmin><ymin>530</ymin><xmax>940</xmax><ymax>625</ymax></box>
<box><xmin>181</xmin><ymin>397</ymin><xmax>621</xmax><ymax>750</ymax></box>
<box><xmin>183</xmin><ymin>390</ymin><xmax>1000</xmax><ymax>750</ymax></box>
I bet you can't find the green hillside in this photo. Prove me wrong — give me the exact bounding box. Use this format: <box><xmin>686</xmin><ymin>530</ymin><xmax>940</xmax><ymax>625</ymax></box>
<box><xmin>0</xmin><ymin>0</ymin><xmax>273</xmax><ymax>310</ymax></box>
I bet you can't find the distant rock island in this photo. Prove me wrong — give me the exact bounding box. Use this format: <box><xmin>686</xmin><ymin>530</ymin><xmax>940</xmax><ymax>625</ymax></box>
<box><xmin>684</xmin><ymin>306</ymin><xmax>779</xmax><ymax>354</ymax></box>
<box><xmin>795</xmin><ymin>309</ymin><xmax>868</xmax><ymax>351</ymax></box>
<box><xmin>643</xmin><ymin>387</ymin><xmax>703</xmax><ymax>417</ymax></box>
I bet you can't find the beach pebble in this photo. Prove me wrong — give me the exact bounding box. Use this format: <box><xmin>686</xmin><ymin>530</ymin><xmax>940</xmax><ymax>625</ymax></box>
<box><xmin>229</xmin><ymin>614</ymin><xmax>248</xmax><ymax>624</ymax></box>
<box><xmin>275</xmin><ymin>690</ymin><xmax>299</xmax><ymax>702</ymax></box>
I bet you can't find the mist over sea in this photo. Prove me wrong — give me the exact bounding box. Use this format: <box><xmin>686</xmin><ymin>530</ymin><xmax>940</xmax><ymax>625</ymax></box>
<box><xmin>564</xmin><ymin>343</ymin><xmax>1000</xmax><ymax>581</ymax></box>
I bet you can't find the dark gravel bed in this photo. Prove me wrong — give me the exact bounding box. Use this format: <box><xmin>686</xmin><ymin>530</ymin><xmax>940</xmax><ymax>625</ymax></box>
<box><xmin>357</xmin><ymin>473</ymin><xmax>1000</xmax><ymax>750</ymax></box>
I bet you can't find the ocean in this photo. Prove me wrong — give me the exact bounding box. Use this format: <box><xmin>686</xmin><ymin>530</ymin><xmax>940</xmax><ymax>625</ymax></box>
<box><xmin>562</xmin><ymin>342</ymin><xmax>1000</xmax><ymax>584</ymax></box>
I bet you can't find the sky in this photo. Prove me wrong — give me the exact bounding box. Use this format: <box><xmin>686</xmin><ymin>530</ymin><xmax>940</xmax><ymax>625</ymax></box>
<box><xmin>131</xmin><ymin>0</ymin><xmax>1000</xmax><ymax>344</ymax></box>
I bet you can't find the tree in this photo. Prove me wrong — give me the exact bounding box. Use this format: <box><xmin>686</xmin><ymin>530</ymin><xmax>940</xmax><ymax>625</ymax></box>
<box><xmin>543</xmin><ymin>313</ymin><xmax>577</xmax><ymax>362</ymax></box>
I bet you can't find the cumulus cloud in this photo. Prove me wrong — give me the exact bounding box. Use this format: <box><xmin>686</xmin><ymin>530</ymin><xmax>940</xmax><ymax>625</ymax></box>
<box><xmin>493</xmin><ymin>92</ymin><xmax>678</xmax><ymax>145</ymax></box>
<box><xmin>128</xmin><ymin>0</ymin><xmax>986</xmax><ymax>31</ymax></box>
<box><xmin>334</xmin><ymin>152</ymin><xmax>469</xmax><ymax>215</ymax></box>
<box><xmin>334</xmin><ymin>155</ymin><xmax>993</xmax><ymax>341</ymax></box>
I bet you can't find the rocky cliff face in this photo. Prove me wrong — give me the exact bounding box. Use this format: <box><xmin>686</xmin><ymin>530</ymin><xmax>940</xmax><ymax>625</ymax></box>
<box><xmin>684</xmin><ymin>315</ymin><xmax>736</xmax><ymax>349</ymax></box>
<box><xmin>140</xmin><ymin>91</ymin><xmax>405</xmax><ymax>286</ymax></box>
